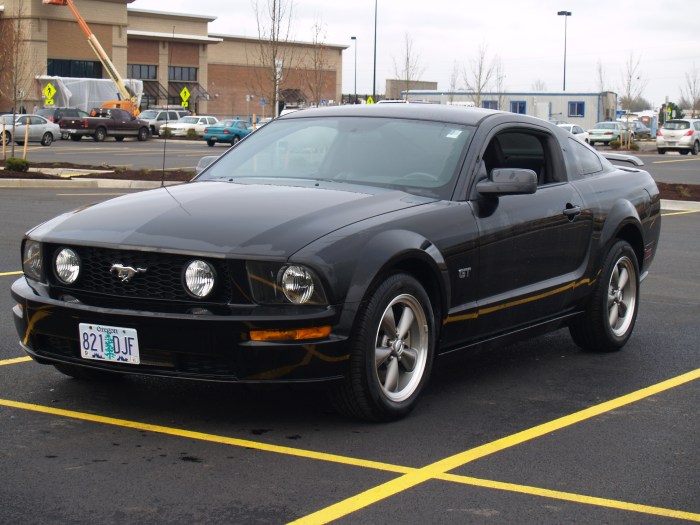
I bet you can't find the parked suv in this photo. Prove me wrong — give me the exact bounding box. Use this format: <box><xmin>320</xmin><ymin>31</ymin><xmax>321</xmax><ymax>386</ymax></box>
<box><xmin>138</xmin><ymin>109</ymin><xmax>190</xmax><ymax>136</ymax></box>
<box><xmin>657</xmin><ymin>118</ymin><xmax>700</xmax><ymax>155</ymax></box>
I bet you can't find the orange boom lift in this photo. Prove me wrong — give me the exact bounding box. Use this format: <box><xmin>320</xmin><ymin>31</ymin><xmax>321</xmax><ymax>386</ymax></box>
<box><xmin>42</xmin><ymin>0</ymin><xmax>140</xmax><ymax>115</ymax></box>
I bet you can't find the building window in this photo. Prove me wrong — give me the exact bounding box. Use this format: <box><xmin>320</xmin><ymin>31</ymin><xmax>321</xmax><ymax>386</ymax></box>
<box><xmin>510</xmin><ymin>101</ymin><xmax>526</xmax><ymax>114</ymax></box>
<box><xmin>128</xmin><ymin>64</ymin><xmax>157</xmax><ymax>80</ymax></box>
<box><xmin>168</xmin><ymin>66</ymin><xmax>197</xmax><ymax>82</ymax></box>
<box><xmin>482</xmin><ymin>100</ymin><xmax>498</xmax><ymax>110</ymax></box>
<box><xmin>568</xmin><ymin>101</ymin><xmax>585</xmax><ymax>118</ymax></box>
<box><xmin>47</xmin><ymin>59</ymin><xmax>102</xmax><ymax>79</ymax></box>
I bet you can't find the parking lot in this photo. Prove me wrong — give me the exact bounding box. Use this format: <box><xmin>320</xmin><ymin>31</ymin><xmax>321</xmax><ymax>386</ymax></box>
<box><xmin>1</xmin><ymin>163</ymin><xmax>699</xmax><ymax>523</ymax></box>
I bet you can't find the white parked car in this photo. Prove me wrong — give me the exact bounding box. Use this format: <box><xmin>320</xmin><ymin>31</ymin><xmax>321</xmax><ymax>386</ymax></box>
<box><xmin>656</xmin><ymin>118</ymin><xmax>700</xmax><ymax>155</ymax></box>
<box><xmin>162</xmin><ymin>116</ymin><xmax>219</xmax><ymax>137</ymax></box>
<box><xmin>0</xmin><ymin>114</ymin><xmax>61</xmax><ymax>146</ymax></box>
<box><xmin>558</xmin><ymin>123</ymin><xmax>590</xmax><ymax>144</ymax></box>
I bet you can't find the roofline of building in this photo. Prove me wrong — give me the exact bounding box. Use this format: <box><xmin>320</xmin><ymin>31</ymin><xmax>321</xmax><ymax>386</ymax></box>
<box><xmin>127</xmin><ymin>7</ymin><xmax>216</xmax><ymax>23</ymax></box>
<box><xmin>406</xmin><ymin>90</ymin><xmax>618</xmax><ymax>97</ymax></box>
<box><xmin>209</xmin><ymin>33</ymin><xmax>349</xmax><ymax>51</ymax></box>
<box><xmin>127</xmin><ymin>29</ymin><xmax>223</xmax><ymax>44</ymax></box>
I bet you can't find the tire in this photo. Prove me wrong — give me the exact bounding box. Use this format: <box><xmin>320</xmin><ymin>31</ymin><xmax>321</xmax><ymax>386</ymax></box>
<box><xmin>53</xmin><ymin>362</ymin><xmax>122</xmax><ymax>381</ymax></box>
<box><xmin>70</xmin><ymin>135</ymin><xmax>82</xmax><ymax>142</ymax></box>
<box><xmin>0</xmin><ymin>131</ymin><xmax>9</xmax><ymax>145</ymax></box>
<box><xmin>692</xmin><ymin>142</ymin><xmax>699</xmax><ymax>155</ymax></box>
<box><xmin>137</xmin><ymin>127</ymin><xmax>149</xmax><ymax>141</ymax></box>
<box><xmin>569</xmin><ymin>240</ymin><xmax>639</xmax><ymax>352</ymax></box>
<box><xmin>40</xmin><ymin>132</ymin><xmax>53</xmax><ymax>146</ymax></box>
<box><xmin>657</xmin><ymin>149</ymin><xmax>666</xmax><ymax>155</ymax></box>
<box><xmin>231</xmin><ymin>135</ymin><xmax>240</xmax><ymax>146</ymax></box>
<box><xmin>207</xmin><ymin>139</ymin><xmax>216</xmax><ymax>147</ymax></box>
<box><xmin>330</xmin><ymin>273</ymin><xmax>435</xmax><ymax>421</ymax></box>
<box><xmin>94</xmin><ymin>127</ymin><xmax>106</xmax><ymax>142</ymax></box>
<box><xmin>115</xmin><ymin>136</ymin><xmax>125</xmax><ymax>142</ymax></box>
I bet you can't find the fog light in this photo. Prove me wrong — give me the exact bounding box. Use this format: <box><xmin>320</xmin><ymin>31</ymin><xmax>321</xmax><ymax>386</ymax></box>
<box><xmin>184</xmin><ymin>260</ymin><xmax>216</xmax><ymax>298</ymax></box>
<box><xmin>55</xmin><ymin>248</ymin><xmax>81</xmax><ymax>284</ymax></box>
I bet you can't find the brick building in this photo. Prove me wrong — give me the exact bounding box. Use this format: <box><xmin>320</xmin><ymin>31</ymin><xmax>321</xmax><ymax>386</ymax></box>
<box><xmin>0</xmin><ymin>0</ymin><xmax>347</xmax><ymax>119</ymax></box>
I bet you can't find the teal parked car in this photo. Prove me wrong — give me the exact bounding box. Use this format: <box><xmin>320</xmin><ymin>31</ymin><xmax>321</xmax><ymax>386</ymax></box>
<box><xmin>203</xmin><ymin>119</ymin><xmax>252</xmax><ymax>147</ymax></box>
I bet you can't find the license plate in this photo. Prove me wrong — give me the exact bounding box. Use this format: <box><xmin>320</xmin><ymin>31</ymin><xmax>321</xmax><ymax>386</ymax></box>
<box><xmin>79</xmin><ymin>323</ymin><xmax>140</xmax><ymax>364</ymax></box>
<box><xmin>66</xmin><ymin>129</ymin><xmax>77</xmax><ymax>134</ymax></box>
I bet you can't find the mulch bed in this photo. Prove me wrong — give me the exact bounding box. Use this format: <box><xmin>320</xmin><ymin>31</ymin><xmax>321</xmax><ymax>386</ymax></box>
<box><xmin>1</xmin><ymin>161</ymin><xmax>698</xmax><ymax>201</ymax></box>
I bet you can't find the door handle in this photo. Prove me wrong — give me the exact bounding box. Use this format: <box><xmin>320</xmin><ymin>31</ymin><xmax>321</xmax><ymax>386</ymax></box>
<box><xmin>563</xmin><ymin>204</ymin><xmax>582</xmax><ymax>219</ymax></box>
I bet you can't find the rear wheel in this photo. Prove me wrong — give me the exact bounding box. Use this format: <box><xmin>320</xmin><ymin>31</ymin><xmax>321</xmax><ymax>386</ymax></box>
<box><xmin>40</xmin><ymin>132</ymin><xmax>53</xmax><ymax>146</ymax></box>
<box><xmin>207</xmin><ymin>139</ymin><xmax>216</xmax><ymax>147</ymax></box>
<box><xmin>0</xmin><ymin>131</ymin><xmax>9</xmax><ymax>145</ymax></box>
<box><xmin>569</xmin><ymin>240</ymin><xmax>639</xmax><ymax>352</ymax></box>
<box><xmin>94</xmin><ymin>127</ymin><xmax>106</xmax><ymax>142</ymax></box>
<box><xmin>657</xmin><ymin>149</ymin><xmax>666</xmax><ymax>155</ymax></box>
<box><xmin>330</xmin><ymin>273</ymin><xmax>435</xmax><ymax>421</ymax></box>
<box><xmin>231</xmin><ymin>135</ymin><xmax>240</xmax><ymax>146</ymax></box>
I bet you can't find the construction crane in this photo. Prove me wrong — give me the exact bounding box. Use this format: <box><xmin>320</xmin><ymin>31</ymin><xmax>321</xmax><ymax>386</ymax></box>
<box><xmin>42</xmin><ymin>0</ymin><xmax>140</xmax><ymax>115</ymax></box>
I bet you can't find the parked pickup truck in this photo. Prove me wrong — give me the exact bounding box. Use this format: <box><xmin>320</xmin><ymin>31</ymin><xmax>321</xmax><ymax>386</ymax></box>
<box><xmin>60</xmin><ymin>108</ymin><xmax>151</xmax><ymax>142</ymax></box>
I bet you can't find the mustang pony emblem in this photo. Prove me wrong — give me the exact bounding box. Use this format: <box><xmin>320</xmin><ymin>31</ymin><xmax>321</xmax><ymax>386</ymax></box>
<box><xmin>110</xmin><ymin>263</ymin><xmax>147</xmax><ymax>283</ymax></box>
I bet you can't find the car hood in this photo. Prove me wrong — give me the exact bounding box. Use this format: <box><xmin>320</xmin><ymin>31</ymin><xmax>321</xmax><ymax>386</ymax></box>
<box><xmin>29</xmin><ymin>181</ymin><xmax>431</xmax><ymax>258</ymax></box>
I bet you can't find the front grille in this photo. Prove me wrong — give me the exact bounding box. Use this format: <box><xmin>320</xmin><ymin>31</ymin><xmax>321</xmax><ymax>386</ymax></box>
<box><xmin>45</xmin><ymin>245</ymin><xmax>248</xmax><ymax>304</ymax></box>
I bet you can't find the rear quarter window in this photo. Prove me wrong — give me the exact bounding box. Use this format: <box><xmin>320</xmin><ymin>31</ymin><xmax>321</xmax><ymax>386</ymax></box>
<box><xmin>568</xmin><ymin>138</ymin><xmax>603</xmax><ymax>176</ymax></box>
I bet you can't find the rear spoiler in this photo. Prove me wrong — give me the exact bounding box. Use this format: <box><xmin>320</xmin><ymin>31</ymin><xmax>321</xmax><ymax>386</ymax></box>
<box><xmin>602</xmin><ymin>153</ymin><xmax>644</xmax><ymax>167</ymax></box>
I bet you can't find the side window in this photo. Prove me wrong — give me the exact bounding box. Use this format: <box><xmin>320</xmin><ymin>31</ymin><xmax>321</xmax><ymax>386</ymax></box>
<box><xmin>483</xmin><ymin>130</ymin><xmax>557</xmax><ymax>185</ymax></box>
<box><xmin>568</xmin><ymin>138</ymin><xmax>603</xmax><ymax>176</ymax></box>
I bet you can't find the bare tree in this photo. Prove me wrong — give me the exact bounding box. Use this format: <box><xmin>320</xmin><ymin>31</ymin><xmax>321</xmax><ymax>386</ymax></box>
<box><xmin>0</xmin><ymin>0</ymin><xmax>37</xmax><ymax>158</ymax></box>
<box><xmin>596</xmin><ymin>59</ymin><xmax>607</xmax><ymax>92</ymax></box>
<box><xmin>493</xmin><ymin>56</ymin><xmax>506</xmax><ymax>110</ymax></box>
<box><xmin>619</xmin><ymin>53</ymin><xmax>647</xmax><ymax>147</ymax></box>
<box><xmin>463</xmin><ymin>43</ymin><xmax>495</xmax><ymax>107</ymax></box>
<box><xmin>392</xmin><ymin>33</ymin><xmax>424</xmax><ymax>100</ymax></box>
<box><xmin>249</xmin><ymin>0</ymin><xmax>296</xmax><ymax>117</ymax></box>
<box><xmin>531</xmin><ymin>79</ymin><xmax>546</xmax><ymax>92</ymax></box>
<box><xmin>679</xmin><ymin>63</ymin><xmax>700</xmax><ymax>118</ymax></box>
<box><xmin>304</xmin><ymin>19</ymin><xmax>329</xmax><ymax>107</ymax></box>
<box><xmin>447</xmin><ymin>60</ymin><xmax>460</xmax><ymax>104</ymax></box>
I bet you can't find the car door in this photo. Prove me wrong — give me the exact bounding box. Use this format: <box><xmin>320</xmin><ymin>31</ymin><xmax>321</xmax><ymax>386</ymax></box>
<box><xmin>468</xmin><ymin>125</ymin><xmax>592</xmax><ymax>337</ymax></box>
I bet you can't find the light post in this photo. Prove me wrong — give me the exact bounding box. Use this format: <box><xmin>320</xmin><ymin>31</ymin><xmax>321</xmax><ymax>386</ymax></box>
<box><xmin>557</xmin><ymin>10</ymin><xmax>572</xmax><ymax>91</ymax></box>
<box><xmin>373</xmin><ymin>0</ymin><xmax>377</xmax><ymax>100</ymax></box>
<box><xmin>351</xmin><ymin>36</ymin><xmax>357</xmax><ymax>103</ymax></box>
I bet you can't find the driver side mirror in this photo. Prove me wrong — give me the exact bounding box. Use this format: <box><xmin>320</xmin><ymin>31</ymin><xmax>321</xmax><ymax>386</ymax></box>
<box><xmin>476</xmin><ymin>168</ymin><xmax>537</xmax><ymax>196</ymax></box>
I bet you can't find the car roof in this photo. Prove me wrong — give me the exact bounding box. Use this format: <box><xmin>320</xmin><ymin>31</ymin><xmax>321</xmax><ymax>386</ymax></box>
<box><xmin>279</xmin><ymin>104</ymin><xmax>523</xmax><ymax>128</ymax></box>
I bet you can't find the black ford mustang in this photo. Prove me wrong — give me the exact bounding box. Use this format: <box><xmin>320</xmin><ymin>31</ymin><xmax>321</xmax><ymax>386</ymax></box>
<box><xmin>11</xmin><ymin>105</ymin><xmax>661</xmax><ymax>421</ymax></box>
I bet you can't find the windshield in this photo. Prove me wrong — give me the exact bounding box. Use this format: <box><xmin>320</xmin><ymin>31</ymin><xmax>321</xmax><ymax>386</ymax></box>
<box><xmin>195</xmin><ymin>116</ymin><xmax>474</xmax><ymax>199</ymax></box>
<box><xmin>139</xmin><ymin>110</ymin><xmax>159</xmax><ymax>119</ymax></box>
<box><xmin>180</xmin><ymin>117</ymin><xmax>198</xmax><ymax>124</ymax></box>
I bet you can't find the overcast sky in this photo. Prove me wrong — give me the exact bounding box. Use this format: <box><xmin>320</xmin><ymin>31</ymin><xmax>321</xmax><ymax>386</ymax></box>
<box><xmin>132</xmin><ymin>0</ymin><xmax>700</xmax><ymax>108</ymax></box>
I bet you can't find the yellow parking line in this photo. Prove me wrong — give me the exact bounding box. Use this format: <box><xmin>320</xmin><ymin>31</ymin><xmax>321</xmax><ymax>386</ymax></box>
<box><xmin>653</xmin><ymin>158</ymin><xmax>700</xmax><ymax>164</ymax></box>
<box><xmin>0</xmin><ymin>356</ymin><xmax>32</xmax><ymax>366</ymax></box>
<box><xmin>291</xmin><ymin>368</ymin><xmax>700</xmax><ymax>524</ymax></box>
<box><xmin>0</xmin><ymin>271</ymin><xmax>22</xmax><ymax>277</ymax></box>
<box><xmin>663</xmin><ymin>210</ymin><xmax>700</xmax><ymax>216</ymax></box>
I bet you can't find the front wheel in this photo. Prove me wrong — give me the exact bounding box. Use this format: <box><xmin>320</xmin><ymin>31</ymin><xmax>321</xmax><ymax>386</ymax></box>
<box><xmin>569</xmin><ymin>240</ymin><xmax>639</xmax><ymax>352</ymax></box>
<box><xmin>137</xmin><ymin>127</ymin><xmax>149</xmax><ymax>141</ymax></box>
<box><xmin>692</xmin><ymin>142</ymin><xmax>699</xmax><ymax>155</ymax></box>
<box><xmin>41</xmin><ymin>132</ymin><xmax>53</xmax><ymax>146</ymax></box>
<box><xmin>330</xmin><ymin>273</ymin><xmax>435</xmax><ymax>421</ymax></box>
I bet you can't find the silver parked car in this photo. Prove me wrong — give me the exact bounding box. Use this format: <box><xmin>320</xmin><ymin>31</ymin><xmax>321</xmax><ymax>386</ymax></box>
<box><xmin>0</xmin><ymin>114</ymin><xmax>61</xmax><ymax>146</ymax></box>
<box><xmin>587</xmin><ymin>121</ymin><xmax>633</xmax><ymax>146</ymax></box>
<box><xmin>656</xmin><ymin>118</ymin><xmax>700</xmax><ymax>155</ymax></box>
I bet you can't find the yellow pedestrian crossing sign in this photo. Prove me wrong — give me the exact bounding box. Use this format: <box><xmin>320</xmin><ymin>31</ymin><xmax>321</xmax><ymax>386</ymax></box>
<box><xmin>180</xmin><ymin>87</ymin><xmax>191</xmax><ymax>108</ymax></box>
<box><xmin>367</xmin><ymin>96</ymin><xmax>375</xmax><ymax>104</ymax></box>
<box><xmin>43</xmin><ymin>83</ymin><xmax>57</xmax><ymax>105</ymax></box>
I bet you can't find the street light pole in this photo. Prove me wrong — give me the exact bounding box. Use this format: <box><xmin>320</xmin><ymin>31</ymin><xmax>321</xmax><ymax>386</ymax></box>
<box><xmin>373</xmin><ymin>0</ymin><xmax>377</xmax><ymax>100</ymax></box>
<box><xmin>351</xmin><ymin>36</ymin><xmax>357</xmax><ymax>104</ymax></box>
<box><xmin>557</xmin><ymin>10</ymin><xmax>572</xmax><ymax>91</ymax></box>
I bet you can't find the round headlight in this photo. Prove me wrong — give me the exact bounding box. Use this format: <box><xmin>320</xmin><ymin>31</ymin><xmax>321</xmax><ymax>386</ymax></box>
<box><xmin>280</xmin><ymin>265</ymin><xmax>315</xmax><ymax>304</ymax></box>
<box><xmin>55</xmin><ymin>248</ymin><xmax>81</xmax><ymax>284</ymax></box>
<box><xmin>184</xmin><ymin>260</ymin><xmax>216</xmax><ymax>298</ymax></box>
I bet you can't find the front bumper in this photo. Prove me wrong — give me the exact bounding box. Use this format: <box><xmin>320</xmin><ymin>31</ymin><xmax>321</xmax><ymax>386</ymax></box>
<box><xmin>11</xmin><ymin>277</ymin><xmax>349</xmax><ymax>383</ymax></box>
